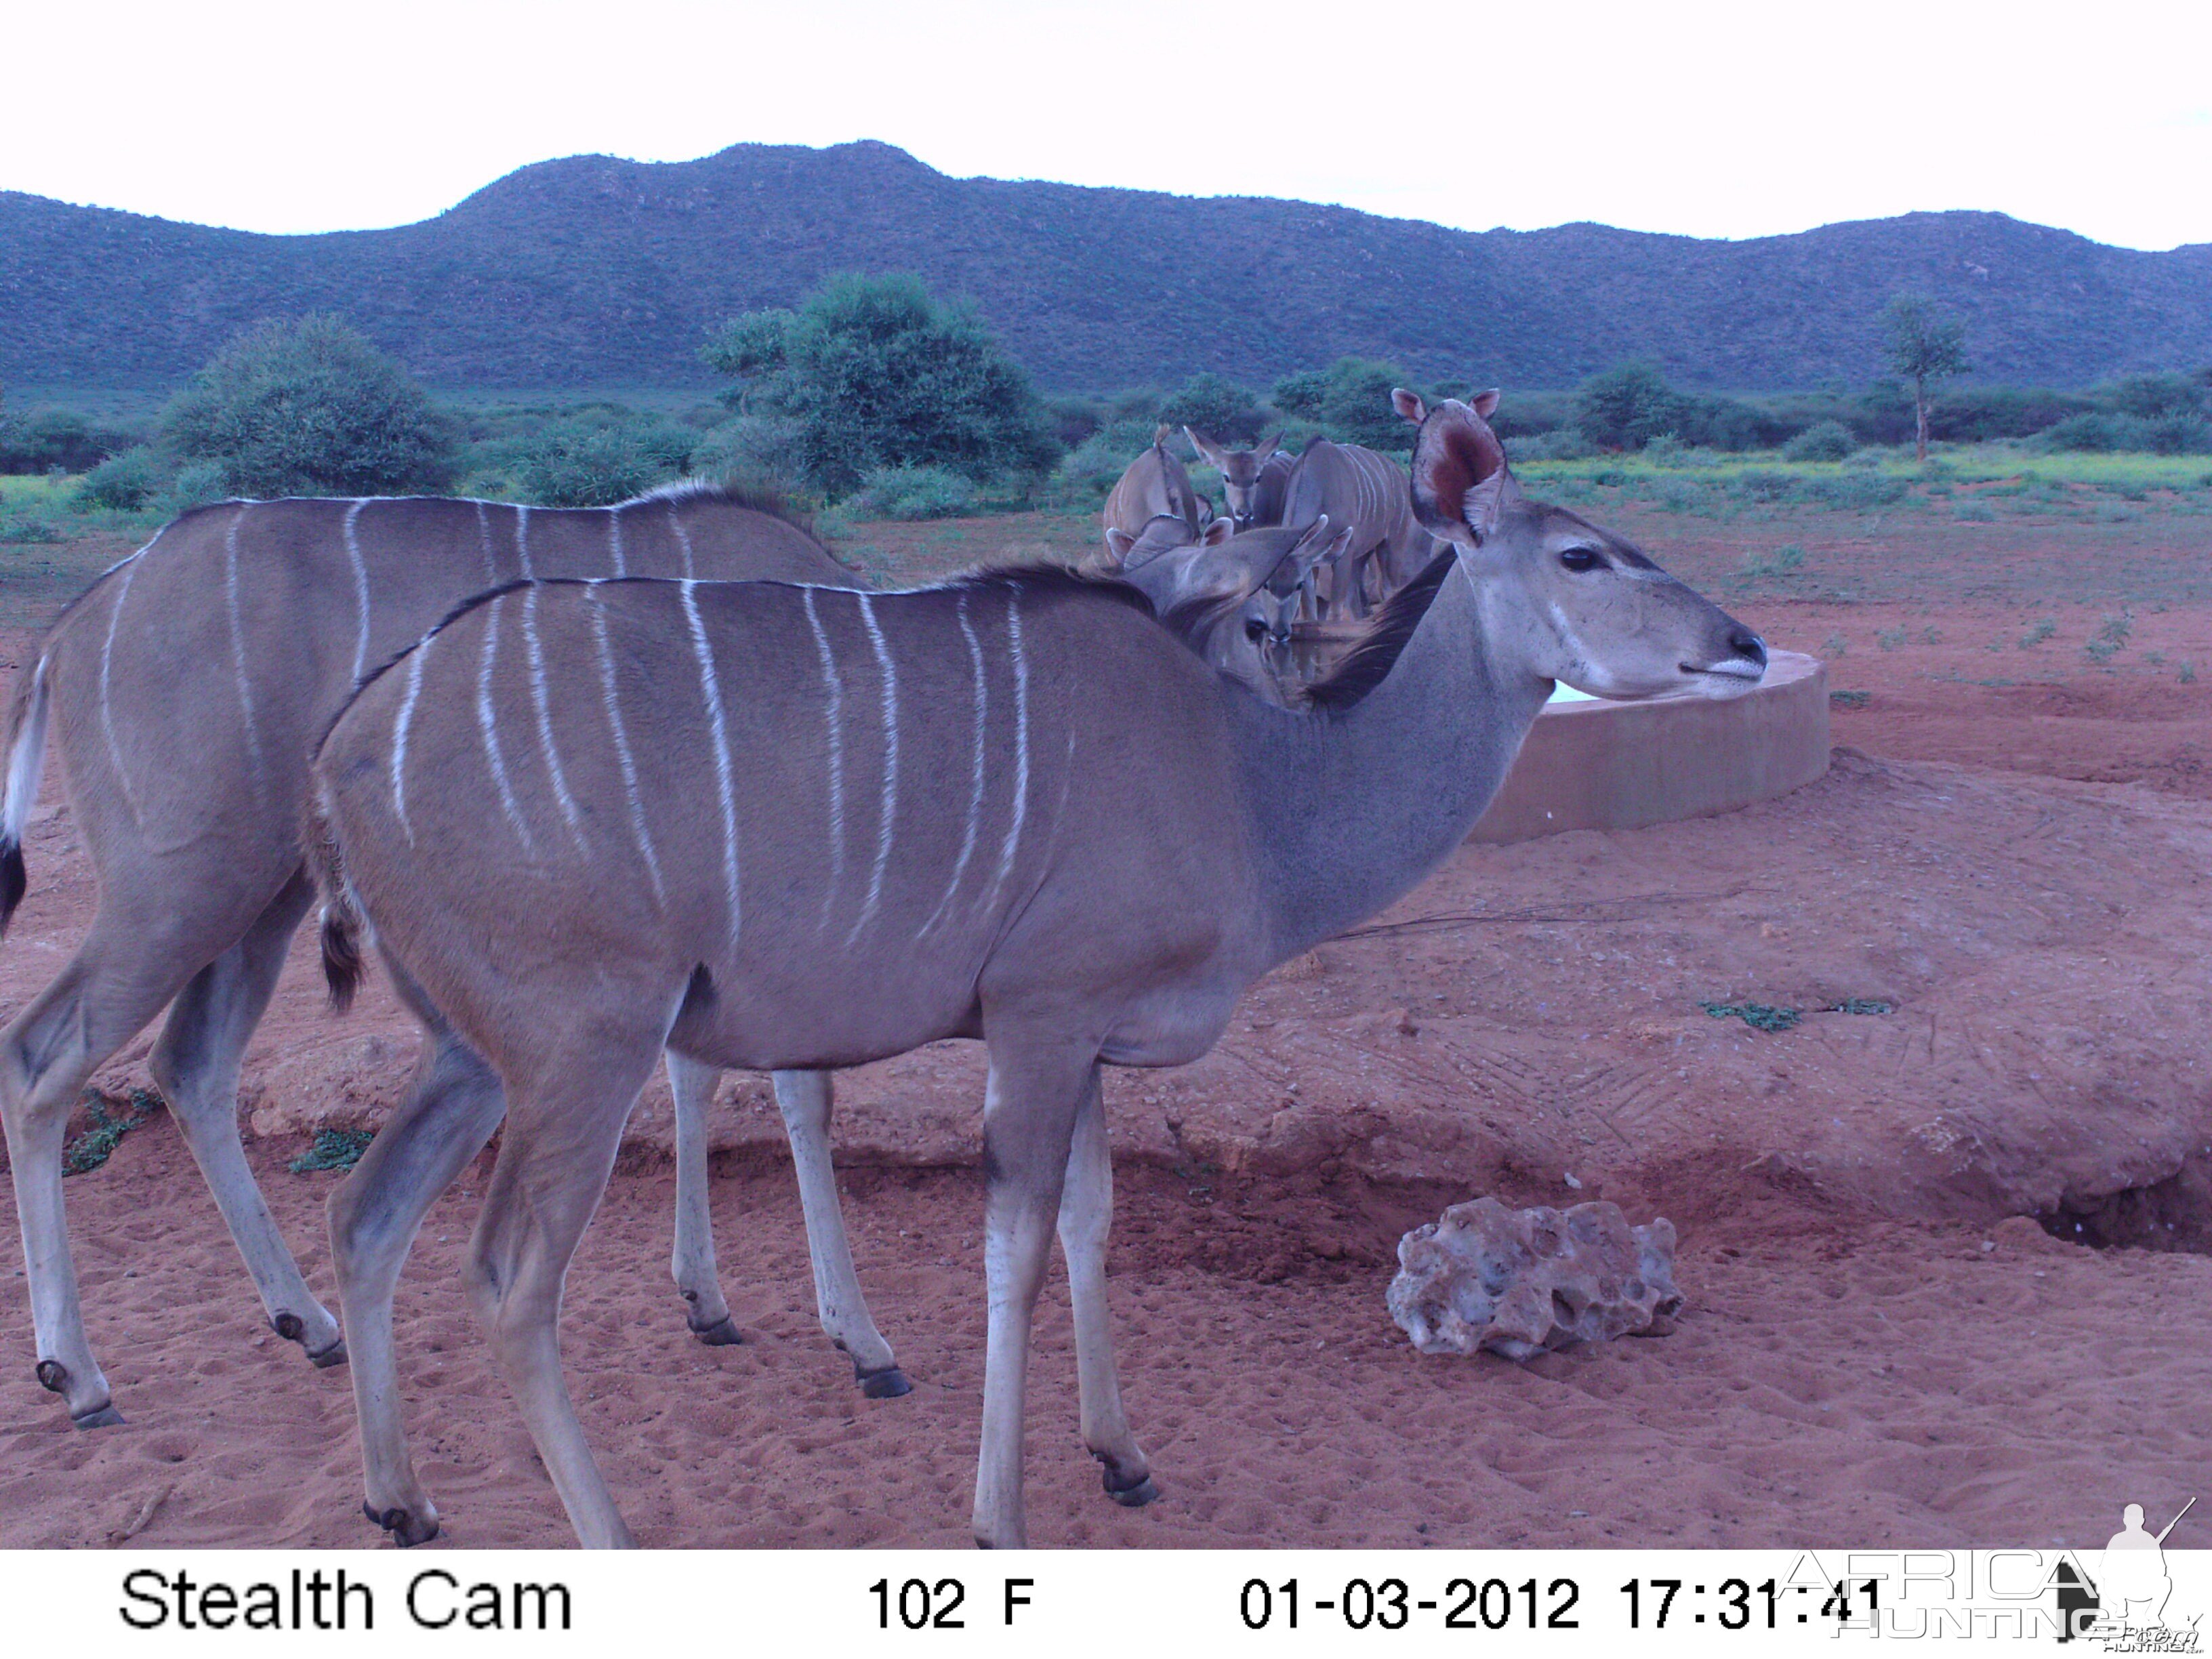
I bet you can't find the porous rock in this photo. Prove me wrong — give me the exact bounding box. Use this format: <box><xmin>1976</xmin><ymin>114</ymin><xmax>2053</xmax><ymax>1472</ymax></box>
<box><xmin>1387</xmin><ymin>1196</ymin><xmax>1682</xmax><ymax>1360</ymax></box>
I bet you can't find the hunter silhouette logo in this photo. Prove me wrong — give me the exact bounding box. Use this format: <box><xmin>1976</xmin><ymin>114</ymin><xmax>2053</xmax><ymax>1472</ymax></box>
<box><xmin>2057</xmin><ymin>1498</ymin><xmax>2200</xmax><ymax>1647</ymax></box>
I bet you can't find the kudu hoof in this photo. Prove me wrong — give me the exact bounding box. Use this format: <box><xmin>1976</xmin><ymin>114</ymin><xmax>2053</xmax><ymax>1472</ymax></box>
<box><xmin>270</xmin><ymin>1311</ymin><xmax>306</xmax><ymax>1343</ymax></box>
<box><xmin>855</xmin><ymin>1361</ymin><xmax>912</xmax><ymax>1399</ymax></box>
<box><xmin>36</xmin><ymin>1359</ymin><xmax>123</xmax><ymax>1427</ymax></box>
<box><xmin>73</xmin><ymin>1404</ymin><xmax>127</xmax><ymax>1431</ymax></box>
<box><xmin>1101</xmin><ymin>1465</ymin><xmax>1160</xmax><ymax>1508</ymax></box>
<box><xmin>687</xmin><ymin>1313</ymin><xmax>743</xmax><ymax>1347</ymax></box>
<box><xmin>363</xmin><ymin>1501</ymin><xmax>440</xmax><ymax>1548</ymax></box>
<box><xmin>307</xmin><ymin>1337</ymin><xmax>350</xmax><ymax>1370</ymax></box>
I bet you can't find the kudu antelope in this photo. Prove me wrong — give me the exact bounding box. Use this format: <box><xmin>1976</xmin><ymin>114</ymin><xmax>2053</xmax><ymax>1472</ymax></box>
<box><xmin>1282</xmin><ymin>434</ymin><xmax>1435</xmax><ymax>619</ymax></box>
<box><xmin>305</xmin><ymin>390</ymin><xmax>1767</xmax><ymax>1549</ymax></box>
<box><xmin>0</xmin><ymin>484</ymin><xmax>909</xmax><ymax>1435</ymax></box>
<box><xmin>1184</xmin><ymin>428</ymin><xmax>1292</xmax><ymax>531</ymax></box>
<box><xmin>1104</xmin><ymin>514</ymin><xmax>1349</xmax><ymax>701</ymax></box>
<box><xmin>1101</xmin><ymin>429</ymin><xmax>1211</xmax><ymax>548</ymax></box>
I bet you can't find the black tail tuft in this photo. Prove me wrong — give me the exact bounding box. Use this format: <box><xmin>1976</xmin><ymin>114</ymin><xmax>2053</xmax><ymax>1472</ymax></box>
<box><xmin>0</xmin><ymin>840</ymin><xmax>24</xmax><ymax>941</ymax></box>
<box><xmin>320</xmin><ymin>903</ymin><xmax>362</xmax><ymax>1015</ymax></box>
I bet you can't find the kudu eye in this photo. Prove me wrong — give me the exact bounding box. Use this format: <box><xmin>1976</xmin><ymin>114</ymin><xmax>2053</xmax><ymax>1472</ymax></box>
<box><xmin>1558</xmin><ymin>547</ymin><xmax>1605</xmax><ymax>573</ymax></box>
<box><xmin>1244</xmin><ymin>618</ymin><xmax>1268</xmax><ymax>640</ymax></box>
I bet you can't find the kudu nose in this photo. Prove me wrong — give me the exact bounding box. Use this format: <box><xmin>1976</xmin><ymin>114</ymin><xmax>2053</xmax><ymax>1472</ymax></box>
<box><xmin>1729</xmin><ymin>628</ymin><xmax>1767</xmax><ymax>669</ymax></box>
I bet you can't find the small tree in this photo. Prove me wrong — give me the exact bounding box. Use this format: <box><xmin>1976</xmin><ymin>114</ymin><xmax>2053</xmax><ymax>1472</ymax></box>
<box><xmin>1573</xmin><ymin>362</ymin><xmax>1686</xmax><ymax>452</ymax></box>
<box><xmin>702</xmin><ymin>273</ymin><xmax>1058</xmax><ymax>495</ymax></box>
<box><xmin>1268</xmin><ymin>357</ymin><xmax>1414</xmax><ymax>450</ymax></box>
<box><xmin>1157</xmin><ymin>373</ymin><xmax>1265</xmax><ymax>445</ymax></box>
<box><xmin>161</xmin><ymin>314</ymin><xmax>455</xmax><ymax>496</ymax></box>
<box><xmin>1881</xmin><ymin>294</ymin><xmax>1968</xmax><ymax>463</ymax></box>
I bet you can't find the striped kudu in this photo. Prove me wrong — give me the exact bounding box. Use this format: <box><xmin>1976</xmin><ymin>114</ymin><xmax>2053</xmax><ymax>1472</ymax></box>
<box><xmin>0</xmin><ymin>485</ymin><xmax>909</xmax><ymax>1434</ymax></box>
<box><xmin>1282</xmin><ymin>434</ymin><xmax>1435</xmax><ymax>619</ymax></box>
<box><xmin>306</xmin><ymin>393</ymin><xmax>1769</xmax><ymax>1549</ymax></box>
<box><xmin>1104</xmin><ymin>514</ymin><xmax>1349</xmax><ymax>701</ymax></box>
<box><xmin>1183</xmin><ymin>429</ymin><xmax>1292</xmax><ymax>531</ymax></box>
<box><xmin>1100</xmin><ymin>429</ymin><xmax>1212</xmax><ymax>550</ymax></box>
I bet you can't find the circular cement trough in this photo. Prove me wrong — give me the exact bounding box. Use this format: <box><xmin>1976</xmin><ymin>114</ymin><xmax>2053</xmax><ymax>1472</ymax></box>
<box><xmin>1468</xmin><ymin>650</ymin><xmax>1830</xmax><ymax>844</ymax></box>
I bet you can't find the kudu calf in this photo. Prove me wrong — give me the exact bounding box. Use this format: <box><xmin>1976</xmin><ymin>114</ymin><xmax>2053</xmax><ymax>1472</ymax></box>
<box><xmin>307</xmin><ymin>391</ymin><xmax>1767</xmax><ymax>1549</ymax></box>
<box><xmin>1101</xmin><ymin>429</ymin><xmax>1211</xmax><ymax>550</ymax></box>
<box><xmin>0</xmin><ymin>485</ymin><xmax>907</xmax><ymax>1435</ymax></box>
<box><xmin>1282</xmin><ymin>435</ymin><xmax>1435</xmax><ymax>619</ymax></box>
<box><xmin>1184</xmin><ymin>429</ymin><xmax>1293</xmax><ymax>530</ymax></box>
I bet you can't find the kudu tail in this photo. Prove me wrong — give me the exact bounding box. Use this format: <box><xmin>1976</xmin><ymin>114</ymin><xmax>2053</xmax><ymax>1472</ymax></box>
<box><xmin>303</xmin><ymin>784</ymin><xmax>365</xmax><ymax>1014</ymax></box>
<box><xmin>0</xmin><ymin>655</ymin><xmax>52</xmax><ymax>941</ymax></box>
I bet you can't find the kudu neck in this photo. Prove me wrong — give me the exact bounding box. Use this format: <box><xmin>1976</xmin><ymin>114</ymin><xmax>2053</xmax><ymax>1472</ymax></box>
<box><xmin>1230</xmin><ymin>560</ymin><xmax>1552</xmax><ymax>962</ymax></box>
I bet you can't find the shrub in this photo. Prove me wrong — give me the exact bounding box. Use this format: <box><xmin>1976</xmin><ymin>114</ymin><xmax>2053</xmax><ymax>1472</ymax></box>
<box><xmin>1158</xmin><ymin>373</ymin><xmax>1267</xmax><ymax>445</ymax></box>
<box><xmin>849</xmin><ymin>464</ymin><xmax>976</xmax><ymax>520</ymax></box>
<box><xmin>703</xmin><ymin>273</ymin><xmax>1059</xmax><ymax>494</ymax></box>
<box><xmin>2105</xmin><ymin>373</ymin><xmax>2206</xmax><ymax>420</ymax></box>
<box><xmin>1507</xmin><ymin>427</ymin><xmax>1593</xmax><ymax>462</ymax></box>
<box><xmin>516</xmin><ymin>419</ymin><xmax>668</xmax><ymax>507</ymax></box>
<box><xmin>72</xmin><ymin>447</ymin><xmax>161</xmax><ymax>511</ymax></box>
<box><xmin>161</xmin><ymin>315</ymin><xmax>455</xmax><ymax>497</ymax></box>
<box><xmin>1783</xmin><ymin>420</ymin><xmax>1857</xmax><ymax>462</ymax></box>
<box><xmin>1269</xmin><ymin>357</ymin><xmax>1413</xmax><ymax>451</ymax></box>
<box><xmin>1572</xmin><ymin>363</ymin><xmax>1685</xmax><ymax>451</ymax></box>
<box><xmin>1801</xmin><ymin>472</ymin><xmax>1907</xmax><ymax>509</ymax></box>
<box><xmin>1052</xmin><ymin>418</ymin><xmax>1170</xmax><ymax>504</ymax></box>
<box><xmin>2039</xmin><ymin>411</ymin><xmax>2212</xmax><ymax>455</ymax></box>
<box><xmin>159</xmin><ymin>461</ymin><xmax>232</xmax><ymax>516</ymax></box>
<box><xmin>0</xmin><ymin>408</ymin><xmax>142</xmax><ymax>474</ymax></box>
<box><xmin>0</xmin><ymin>515</ymin><xmax>62</xmax><ymax>543</ymax></box>
<box><xmin>690</xmin><ymin>413</ymin><xmax>809</xmax><ymax>490</ymax></box>
<box><xmin>1927</xmin><ymin>386</ymin><xmax>2092</xmax><ymax>441</ymax></box>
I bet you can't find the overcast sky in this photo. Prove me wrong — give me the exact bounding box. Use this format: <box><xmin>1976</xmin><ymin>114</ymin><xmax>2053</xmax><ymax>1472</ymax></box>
<box><xmin>6</xmin><ymin>0</ymin><xmax>2207</xmax><ymax>250</ymax></box>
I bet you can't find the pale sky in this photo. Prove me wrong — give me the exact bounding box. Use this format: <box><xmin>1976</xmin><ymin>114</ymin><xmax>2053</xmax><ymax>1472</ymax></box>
<box><xmin>5</xmin><ymin>0</ymin><xmax>2208</xmax><ymax>250</ymax></box>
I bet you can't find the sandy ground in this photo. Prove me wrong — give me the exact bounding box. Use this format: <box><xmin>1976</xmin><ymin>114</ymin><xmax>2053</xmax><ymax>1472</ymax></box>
<box><xmin>3</xmin><ymin>503</ymin><xmax>2210</xmax><ymax>1550</ymax></box>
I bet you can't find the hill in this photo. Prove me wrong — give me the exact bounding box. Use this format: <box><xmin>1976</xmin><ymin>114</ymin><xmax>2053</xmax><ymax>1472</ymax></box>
<box><xmin>5</xmin><ymin>140</ymin><xmax>2210</xmax><ymax>394</ymax></box>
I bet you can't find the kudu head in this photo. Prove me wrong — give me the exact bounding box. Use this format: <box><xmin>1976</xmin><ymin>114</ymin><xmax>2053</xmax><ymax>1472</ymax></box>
<box><xmin>1185</xmin><ymin>428</ymin><xmax>1284</xmax><ymax>529</ymax></box>
<box><xmin>1104</xmin><ymin>514</ymin><xmax>1347</xmax><ymax>702</ymax></box>
<box><xmin>1393</xmin><ymin>388</ymin><xmax>1766</xmax><ymax>700</ymax></box>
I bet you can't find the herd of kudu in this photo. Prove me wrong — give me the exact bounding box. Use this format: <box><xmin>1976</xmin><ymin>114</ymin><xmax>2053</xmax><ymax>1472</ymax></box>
<box><xmin>0</xmin><ymin>385</ymin><xmax>1766</xmax><ymax>1549</ymax></box>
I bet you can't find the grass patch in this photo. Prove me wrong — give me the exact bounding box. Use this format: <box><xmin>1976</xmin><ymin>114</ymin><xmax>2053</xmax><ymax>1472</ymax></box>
<box><xmin>289</xmin><ymin>1128</ymin><xmax>375</xmax><ymax>1174</ymax></box>
<box><xmin>1829</xmin><ymin>689</ymin><xmax>1871</xmax><ymax>708</ymax></box>
<box><xmin>1702</xmin><ymin>1001</ymin><xmax>1801</xmax><ymax>1033</ymax></box>
<box><xmin>62</xmin><ymin>1090</ymin><xmax>159</xmax><ymax>1176</ymax></box>
<box><xmin>2020</xmin><ymin>619</ymin><xmax>2057</xmax><ymax>648</ymax></box>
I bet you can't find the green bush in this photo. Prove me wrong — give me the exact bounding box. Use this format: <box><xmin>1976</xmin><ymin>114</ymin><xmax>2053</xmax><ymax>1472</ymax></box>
<box><xmin>516</xmin><ymin>419</ymin><xmax>670</xmax><ymax>507</ymax></box>
<box><xmin>690</xmin><ymin>413</ymin><xmax>809</xmax><ymax>490</ymax></box>
<box><xmin>0</xmin><ymin>408</ymin><xmax>142</xmax><ymax>474</ymax></box>
<box><xmin>161</xmin><ymin>315</ymin><xmax>455</xmax><ymax>497</ymax></box>
<box><xmin>1784</xmin><ymin>420</ymin><xmax>1858</xmax><ymax>462</ymax></box>
<box><xmin>1269</xmin><ymin>357</ymin><xmax>1413</xmax><ymax>451</ymax></box>
<box><xmin>1573</xmin><ymin>363</ymin><xmax>1685</xmax><ymax>452</ymax></box>
<box><xmin>850</xmin><ymin>464</ymin><xmax>975</xmax><ymax>520</ymax></box>
<box><xmin>1800</xmin><ymin>472</ymin><xmax>1908</xmax><ymax>509</ymax></box>
<box><xmin>2039</xmin><ymin>411</ymin><xmax>2212</xmax><ymax>455</ymax></box>
<box><xmin>703</xmin><ymin>273</ymin><xmax>1059</xmax><ymax>494</ymax></box>
<box><xmin>1052</xmin><ymin>418</ymin><xmax>1169</xmax><ymax>504</ymax></box>
<box><xmin>1508</xmin><ymin>427</ymin><xmax>1593</xmax><ymax>462</ymax></box>
<box><xmin>0</xmin><ymin>515</ymin><xmax>63</xmax><ymax>543</ymax></box>
<box><xmin>1158</xmin><ymin>373</ymin><xmax>1267</xmax><ymax>445</ymax></box>
<box><xmin>159</xmin><ymin>461</ymin><xmax>232</xmax><ymax>516</ymax></box>
<box><xmin>73</xmin><ymin>447</ymin><xmax>161</xmax><ymax>511</ymax></box>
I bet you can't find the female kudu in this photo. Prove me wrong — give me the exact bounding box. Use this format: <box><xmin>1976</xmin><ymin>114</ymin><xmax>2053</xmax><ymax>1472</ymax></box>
<box><xmin>308</xmin><ymin>394</ymin><xmax>1767</xmax><ymax>1548</ymax></box>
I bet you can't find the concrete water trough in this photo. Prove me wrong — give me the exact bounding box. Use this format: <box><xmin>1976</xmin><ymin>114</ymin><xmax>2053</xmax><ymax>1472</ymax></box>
<box><xmin>1469</xmin><ymin>650</ymin><xmax>1830</xmax><ymax>844</ymax></box>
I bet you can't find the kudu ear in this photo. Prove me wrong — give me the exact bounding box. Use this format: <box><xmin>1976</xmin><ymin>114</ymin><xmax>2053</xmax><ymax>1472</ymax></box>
<box><xmin>1199</xmin><ymin>515</ymin><xmax>1234</xmax><ymax>547</ymax></box>
<box><xmin>1286</xmin><ymin>514</ymin><xmax>1340</xmax><ymax>580</ymax></box>
<box><xmin>1470</xmin><ymin>388</ymin><xmax>1502</xmax><ymax>419</ymax></box>
<box><xmin>1391</xmin><ymin>388</ymin><xmax>1427</xmax><ymax>426</ymax></box>
<box><xmin>1254</xmin><ymin>430</ymin><xmax>1282</xmax><ymax>457</ymax></box>
<box><xmin>1185</xmin><ymin>426</ymin><xmax>1226</xmax><ymax>468</ymax></box>
<box><xmin>1104</xmin><ymin>527</ymin><xmax>1137</xmax><ymax>566</ymax></box>
<box><xmin>1410</xmin><ymin>398</ymin><xmax>1517</xmax><ymax>548</ymax></box>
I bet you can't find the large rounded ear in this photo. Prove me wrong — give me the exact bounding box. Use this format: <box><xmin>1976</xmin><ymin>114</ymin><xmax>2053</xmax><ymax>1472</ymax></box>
<box><xmin>1286</xmin><ymin>514</ymin><xmax>1342</xmax><ymax>581</ymax></box>
<box><xmin>1470</xmin><ymin>388</ymin><xmax>1501</xmax><ymax>419</ymax></box>
<box><xmin>1104</xmin><ymin>527</ymin><xmax>1137</xmax><ymax>566</ymax></box>
<box><xmin>1391</xmin><ymin>388</ymin><xmax>1427</xmax><ymax>426</ymax></box>
<box><xmin>1185</xmin><ymin>426</ymin><xmax>1227</xmax><ymax>468</ymax></box>
<box><xmin>1254</xmin><ymin>430</ymin><xmax>1282</xmax><ymax>457</ymax></box>
<box><xmin>1410</xmin><ymin>398</ymin><xmax>1516</xmax><ymax>548</ymax></box>
<box><xmin>1199</xmin><ymin>515</ymin><xmax>1234</xmax><ymax>547</ymax></box>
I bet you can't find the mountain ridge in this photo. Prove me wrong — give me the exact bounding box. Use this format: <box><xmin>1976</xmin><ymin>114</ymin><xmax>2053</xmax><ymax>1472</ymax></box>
<box><xmin>5</xmin><ymin>139</ymin><xmax>2209</xmax><ymax>394</ymax></box>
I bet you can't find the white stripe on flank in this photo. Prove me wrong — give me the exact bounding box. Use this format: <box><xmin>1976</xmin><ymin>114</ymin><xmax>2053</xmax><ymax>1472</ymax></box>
<box><xmin>849</xmin><ymin>592</ymin><xmax>898</xmax><ymax>944</ymax></box>
<box><xmin>589</xmin><ymin>591</ymin><xmax>665</xmax><ymax>904</ymax></box>
<box><xmin>681</xmin><ymin>581</ymin><xmax>742</xmax><ymax>943</ymax></box>
<box><xmin>989</xmin><ymin>592</ymin><xmax>1030</xmax><ymax>900</ymax></box>
<box><xmin>801</xmin><ymin>586</ymin><xmax>845</xmax><ymax>920</ymax></box>
<box><xmin>668</xmin><ymin>502</ymin><xmax>696</xmax><ymax>579</ymax></box>
<box><xmin>918</xmin><ymin>590</ymin><xmax>987</xmax><ymax>936</ymax></box>
<box><xmin>475</xmin><ymin>500</ymin><xmax>497</xmax><ymax>583</ymax></box>
<box><xmin>476</xmin><ymin>593</ymin><xmax>537</xmax><ymax>855</ymax></box>
<box><xmin>607</xmin><ymin>508</ymin><xmax>626</xmax><ymax>577</ymax></box>
<box><xmin>223</xmin><ymin>510</ymin><xmax>268</xmax><ymax>789</ymax></box>
<box><xmin>3</xmin><ymin>656</ymin><xmax>48</xmax><ymax>845</ymax></box>
<box><xmin>97</xmin><ymin>556</ymin><xmax>142</xmax><ymax>808</ymax></box>
<box><xmin>515</xmin><ymin>504</ymin><xmax>534</xmax><ymax>578</ymax></box>
<box><xmin>343</xmin><ymin>499</ymin><xmax>372</xmax><ymax>686</ymax></box>
<box><xmin>522</xmin><ymin>585</ymin><xmax>584</xmax><ymax>832</ymax></box>
<box><xmin>390</xmin><ymin>635</ymin><xmax>430</xmax><ymax>844</ymax></box>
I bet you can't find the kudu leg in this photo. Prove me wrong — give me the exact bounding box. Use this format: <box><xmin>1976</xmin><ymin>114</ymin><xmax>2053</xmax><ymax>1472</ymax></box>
<box><xmin>1056</xmin><ymin>1065</ymin><xmax>1153</xmax><ymax>1506</ymax></box>
<box><xmin>772</xmin><ymin>1068</ymin><xmax>906</xmax><ymax>1395</ymax></box>
<box><xmin>148</xmin><ymin>869</ymin><xmax>345</xmax><ymax>1366</ymax></box>
<box><xmin>0</xmin><ymin>917</ymin><xmax>197</xmax><ymax>1427</ymax></box>
<box><xmin>971</xmin><ymin>1039</ymin><xmax>1093</xmax><ymax>1550</ymax></box>
<box><xmin>465</xmin><ymin>1027</ymin><xmax>665</xmax><ymax>1550</ymax></box>
<box><xmin>665</xmin><ymin>1050</ymin><xmax>741</xmax><ymax>1345</ymax></box>
<box><xmin>328</xmin><ymin>1015</ymin><xmax>506</xmax><ymax>1549</ymax></box>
